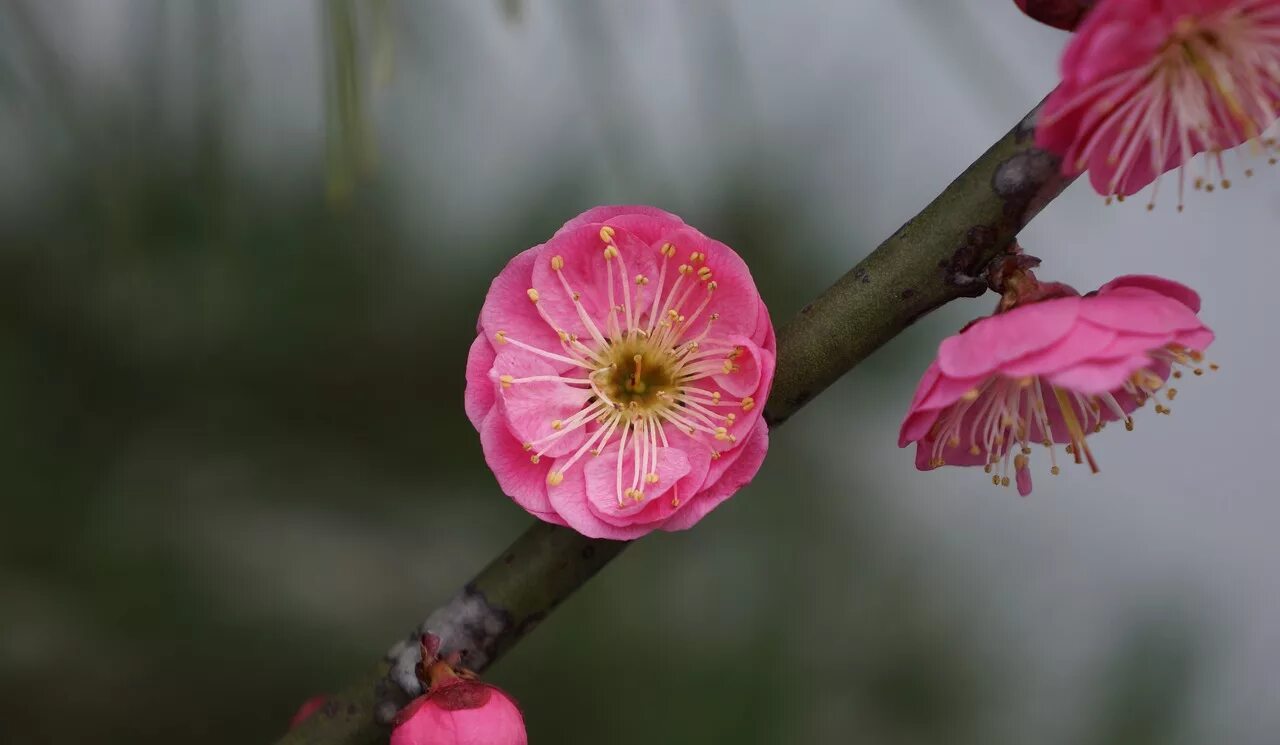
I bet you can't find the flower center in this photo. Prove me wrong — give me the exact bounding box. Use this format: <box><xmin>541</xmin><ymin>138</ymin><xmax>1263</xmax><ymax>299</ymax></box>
<box><xmin>599</xmin><ymin>337</ymin><xmax>676</xmax><ymax>409</ymax></box>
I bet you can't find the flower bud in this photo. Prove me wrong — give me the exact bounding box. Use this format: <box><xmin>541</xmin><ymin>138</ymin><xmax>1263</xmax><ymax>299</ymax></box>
<box><xmin>390</xmin><ymin>634</ymin><xmax>528</xmax><ymax>745</ymax></box>
<box><xmin>1013</xmin><ymin>0</ymin><xmax>1094</xmax><ymax>31</ymax></box>
<box><xmin>288</xmin><ymin>695</ymin><xmax>328</xmax><ymax>728</ymax></box>
<box><xmin>391</xmin><ymin>680</ymin><xmax>527</xmax><ymax>745</ymax></box>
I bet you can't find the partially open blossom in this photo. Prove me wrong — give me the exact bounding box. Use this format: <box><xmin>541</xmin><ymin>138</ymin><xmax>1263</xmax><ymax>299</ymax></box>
<box><xmin>1037</xmin><ymin>0</ymin><xmax>1280</xmax><ymax>208</ymax></box>
<box><xmin>1014</xmin><ymin>0</ymin><xmax>1096</xmax><ymax>30</ymax></box>
<box><xmin>900</xmin><ymin>274</ymin><xmax>1215</xmax><ymax>496</ymax></box>
<box><xmin>466</xmin><ymin>206</ymin><xmax>776</xmax><ymax>540</ymax></box>
<box><xmin>392</xmin><ymin>635</ymin><xmax>527</xmax><ymax>745</ymax></box>
<box><xmin>288</xmin><ymin>695</ymin><xmax>328</xmax><ymax>728</ymax></box>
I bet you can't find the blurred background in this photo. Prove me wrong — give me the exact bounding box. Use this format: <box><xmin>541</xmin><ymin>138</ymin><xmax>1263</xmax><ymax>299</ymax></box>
<box><xmin>2</xmin><ymin>1</ymin><xmax>1277</xmax><ymax>743</ymax></box>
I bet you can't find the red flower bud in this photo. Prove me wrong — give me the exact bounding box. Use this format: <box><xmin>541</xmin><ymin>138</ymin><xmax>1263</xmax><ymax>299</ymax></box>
<box><xmin>1013</xmin><ymin>0</ymin><xmax>1095</xmax><ymax>31</ymax></box>
<box><xmin>288</xmin><ymin>695</ymin><xmax>329</xmax><ymax>729</ymax></box>
<box><xmin>392</xmin><ymin>678</ymin><xmax>527</xmax><ymax>745</ymax></box>
<box><xmin>390</xmin><ymin>634</ymin><xmax>528</xmax><ymax>745</ymax></box>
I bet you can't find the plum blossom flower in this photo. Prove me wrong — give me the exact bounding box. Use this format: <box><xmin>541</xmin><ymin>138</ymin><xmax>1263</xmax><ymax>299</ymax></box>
<box><xmin>1037</xmin><ymin>0</ymin><xmax>1280</xmax><ymax>209</ymax></box>
<box><xmin>899</xmin><ymin>275</ymin><xmax>1215</xmax><ymax>496</ymax></box>
<box><xmin>1014</xmin><ymin>0</ymin><xmax>1097</xmax><ymax>30</ymax></box>
<box><xmin>391</xmin><ymin>635</ymin><xmax>527</xmax><ymax>745</ymax></box>
<box><xmin>466</xmin><ymin>206</ymin><xmax>776</xmax><ymax>540</ymax></box>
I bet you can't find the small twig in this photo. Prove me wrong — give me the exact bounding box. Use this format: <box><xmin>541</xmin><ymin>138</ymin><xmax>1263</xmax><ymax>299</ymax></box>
<box><xmin>275</xmin><ymin>98</ymin><xmax>1072</xmax><ymax>745</ymax></box>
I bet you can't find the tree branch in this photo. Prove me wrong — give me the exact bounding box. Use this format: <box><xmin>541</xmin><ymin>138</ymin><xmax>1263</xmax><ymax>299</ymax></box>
<box><xmin>766</xmin><ymin>103</ymin><xmax>1068</xmax><ymax>426</ymax></box>
<box><xmin>275</xmin><ymin>99</ymin><xmax>1071</xmax><ymax>745</ymax></box>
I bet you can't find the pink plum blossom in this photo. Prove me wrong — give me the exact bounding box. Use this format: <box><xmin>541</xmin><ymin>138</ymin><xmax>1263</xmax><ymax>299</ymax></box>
<box><xmin>391</xmin><ymin>635</ymin><xmax>527</xmax><ymax>745</ymax></box>
<box><xmin>466</xmin><ymin>206</ymin><xmax>776</xmax><ymax>540</ymax></box>
<box><xmin>899</xmin><ymin>275</ymin><xmax>1215</xmax><ymax>496</ymax></box>
<box><xmin>1014</xmin><ymin>0</ymin><xmax>1096</xmax><ymax>30</ymax></box>
<box><xmin>1037</xmin><ymin>0</ymin><xmax>1280</xmax><ymax>208</ymax></box>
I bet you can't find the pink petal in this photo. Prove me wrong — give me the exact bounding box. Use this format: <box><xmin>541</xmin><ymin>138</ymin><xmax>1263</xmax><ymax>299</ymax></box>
<box><xmin>1097</xmin><ymin>274</ymin><xmax>1201</xmax><ymax>312</ymax></box>
<box><xmin>530</xmin><ymin>223</ymin><xmax>660</xmax><ymax>343</ymax></box>
<box><xmin>712</xmin><ymin>337</ymin><xmax>769</xmax><ymax>399</ymax></box>
<box><xmin>905</xmin><ymin>361</ymin><xmax>943</xmax><ymax>412</ymax></box>
<box><xmin>669</xmin><ymin>436</ymin><xmax>716</xmax><ymax>510</ymax></box>
<box><xmin>493</xmin><ymin>352</ymin><xmax>591</xmax><ymax>458</ymax></box>
<box><xmin>479</xmin><ymin>407</ymin><xmax>559</xmax><ymax>520</ymax></box>
<box><xmin>1000</xmin><ymin>321</ymin><xmax>1118</xmax><ymax>377</ymax></box>
<box><xmin>392</xmin><ymin>687</ymin><xmax>528</xmax><ymax>745</ymax></box>
<box><xmin>1078</xmin><ymin>290</ymin><xmax>1205</xmax><ymax>335</ymax></box>
<box><xmin>900</xmin><ymin>367</ymin><xmax>983</xmax><ymax>449</ymax></box>
<box><xmin>464</xmin><ymin>336</ymin><xmax>498</xmax><ymax>431</ymax></box>
<box><xmin>900</xmin><ymin>408</ymin><xmax>943</xmax><ymax>449</ymax></box>
<box><xmin>591</xmin><ymin>213</ymin><xmax>689</xmax><ymax>248</ymax></box>
<box><xmin>685</xmin><ymin>421</ymin><xmax>745</xmax><ymax>495</ymax></box>
<box><xmin>545</xmin><ymin>458</ymin><xmax>657</xmax><ymax>540</ymax></box>
<box><xmin>1084</xmin><ymin>132</ymin><xmax>1167</xmax><ymax>196</ymax></box>
<box><xmin>937</xmin><ymin>297</ymin><xmax>1080</xmax><ymax>378</ymax></box>
<box><xmin>754</xmin><ymin>297</ymin><xmax>776</xmax><ymax>349</ymax></box>
<box><xmin>1045</xmin><ymin>353</ymin><xmax>1151</xmax><ymax>394</ymax></box>
<box><xmin>558</xmin><ymin>205</ymin><xmax>684</xmax><ymax>235</ymax></box>
<box><xmin>444</xmin><ymin>694</ymin><xmax>528</xmax><ymax>745</ymax></box>
<box><xmin>911</xmin><ymin>426</ymin><xmax>990</xmax><ymax>470</ymax></box>
<box><xmin>1089</xmin><ymin>326</ymin><xmax>1175</xmax><ymax>359</ymax></box>
<box><xmin>1072</xmin><ymin>18</ymin><xmax>1164</xmax><ymax>83</ymax></box>
<box><xmin>1173</xmin><ymin>326</ymin><xmax>1214</xmax><ymax>352</ymax></box>
<box><xmin>478</xmin><ymin>246</ymin><xmax>565</xmax><ymax>366</ymax></box>
<box><xmin>661</xmin><ymin>418</ymin><xmax>768</xmax><ymax>532</ymax></box>
<box><xmin>912</xmin><ymin>441</ymin><xmax>939</xmax><ymax>471</ymax></box>
<box><xmin>657</xmin><ymin>226</ymin><xmax>762</xmax><ymax>340</ymax></box>
<box><xmin>583</xmin><ymin>443</ymin><xmax>691</xmax><ymax>527</ymax></box>
<box><xmin>1037</xmin><ymin>84</ymin><xmax>1086</xmax><ymax>156</ymax></box>
<box><xmin>914</xmin><ymin>371</ymin><xmax>989</xmax><ymax>414</ymax></box>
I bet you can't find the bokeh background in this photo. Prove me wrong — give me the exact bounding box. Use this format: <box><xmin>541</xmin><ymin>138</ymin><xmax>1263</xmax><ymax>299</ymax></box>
<box><xmin>3</xmin><ymin>1</ymin><xmax>1277</xmax><ymax>743</ymax></box>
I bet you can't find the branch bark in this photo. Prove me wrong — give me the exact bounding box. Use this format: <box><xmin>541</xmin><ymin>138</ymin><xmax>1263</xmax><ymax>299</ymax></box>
<box><xmin>276</xmin><ymin>99</ymin><xmax>1072</xmax><ymax>745</ymax></box>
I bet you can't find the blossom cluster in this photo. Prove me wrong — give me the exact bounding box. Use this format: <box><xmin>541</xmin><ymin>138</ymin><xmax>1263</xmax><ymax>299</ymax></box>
<box><xmin>430</xmin><ymin>1</ymin><xmax>1261</xmax><ymax>741</ymax></box>
<box><xmin>465</xmin><ymin>0</ymin><xmax>1260</xmax><ymax>530</ymax></box>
